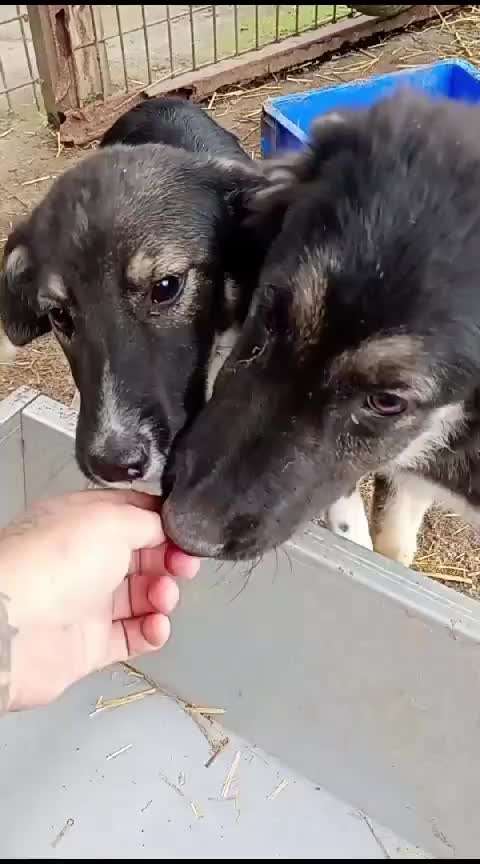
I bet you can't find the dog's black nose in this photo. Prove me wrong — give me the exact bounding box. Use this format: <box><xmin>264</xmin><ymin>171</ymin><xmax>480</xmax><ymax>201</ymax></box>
<box><xmin>162</xmin><ymin>497</ymin><xmax>225</xmax><ymax>558</ymax></box>
<box><xmin>88</xmin><ymin>449</ymin><xmax>149</xmax><ymax>484</ymax></box>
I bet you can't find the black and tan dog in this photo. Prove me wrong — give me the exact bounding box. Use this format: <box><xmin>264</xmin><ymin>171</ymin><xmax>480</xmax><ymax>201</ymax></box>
<box><xmin>163</xmin><ymin>91</ymin><xmax>480</xmax><ymax>566</ymax></box>
<box><xmin>0</xmin><ymin>97</ymin><xmax>264</xmax><ymax>488</ymax></box>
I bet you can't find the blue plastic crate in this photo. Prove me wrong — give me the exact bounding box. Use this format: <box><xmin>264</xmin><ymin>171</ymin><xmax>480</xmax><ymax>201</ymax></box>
<box><xmin>261</xmin><ymin>59</ymin><xmax>480</xmax><ymax>158</ymax></box>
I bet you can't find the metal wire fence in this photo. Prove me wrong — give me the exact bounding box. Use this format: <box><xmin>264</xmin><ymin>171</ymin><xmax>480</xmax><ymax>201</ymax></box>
<box><xmin>0</xmin><ymin>5</ymin><xmax>355</xmax><ymax>116</ymax></box>
<box><xmin>0</xmin><ymin>5</ymin><xmax>40</xmax><ymax>115</ymax></box>
<box><xmin>91</xmin><ymin>5</ymin><xmax>353</xmax><ymax>97</ymax></box>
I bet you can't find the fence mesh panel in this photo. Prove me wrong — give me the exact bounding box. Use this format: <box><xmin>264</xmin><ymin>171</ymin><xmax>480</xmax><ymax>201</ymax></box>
<box><xmin>93</xmin><ymin>5</ymin><xmax>351</xmax><ymax>95</ymax></box>
<box><xmin>0</xmin><ymin>5</ymin><xmax>40</xmax><ymax>115</ymax></box>
<box><xmin>0</xmin><ymin>5</ymin><xmax>357</xmax><ymax>115</ymax></box>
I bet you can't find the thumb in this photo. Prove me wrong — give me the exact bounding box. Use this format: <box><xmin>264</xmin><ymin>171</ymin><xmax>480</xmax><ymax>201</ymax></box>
<box><xmin>90</xmin><ymin>489</ymin><xmax>166</xmax><ymax>551</ymax></box>
<box><xmin>115</xmin><ymin>503</ymin><xmax>166</xmax><ymax>552</ymax></box>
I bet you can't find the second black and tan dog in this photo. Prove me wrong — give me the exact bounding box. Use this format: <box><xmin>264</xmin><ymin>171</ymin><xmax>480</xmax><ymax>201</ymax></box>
<box><xmin>163</xmin><ymin>91</ymin><xmax>480</xmax><ymax>566</ymax></box>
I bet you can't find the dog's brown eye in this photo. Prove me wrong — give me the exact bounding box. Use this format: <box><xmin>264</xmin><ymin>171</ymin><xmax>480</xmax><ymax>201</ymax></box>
<box><xmin>49</xmin><ymin>307</ymin><xmax>73</xmax><ymax>338</ymax></box>
<box><xmin>366</xmin><ymin>393</ymin><xmax>407</xmax><ymax>416</ymax></box>
<box><xmin>151</xmin><ymin>275</ymin><xmax>182</xmax><ymax>310</ymax></box>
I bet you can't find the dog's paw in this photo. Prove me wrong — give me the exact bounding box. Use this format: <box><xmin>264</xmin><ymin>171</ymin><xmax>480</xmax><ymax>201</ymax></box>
<box><xmin>70</xmin><ymin>390</ymin><xmax>81</xmax><ymax>412</ymax></box>
<box><xmin>324</xmin><ymin>491</ymin><xmax>373</xmax><ymax>551</ymax></box>
<box><xmin>373</xmin><ymin>532</ymin><xmax>417</xmax><ymax>568</ymax></box>
<box><xmin>0</xmin><ymin>327</ymin><xmax>17</xmax><ymax>364</ymax></box>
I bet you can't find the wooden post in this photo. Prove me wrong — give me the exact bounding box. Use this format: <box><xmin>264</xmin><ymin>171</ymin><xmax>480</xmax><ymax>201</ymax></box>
<box><xmin>27</xmin><ymin>5</ymin><xmax>79</xmax><ymax>124</ymax></box>
<box><xmin>66</xmin><ymin>5</ymin><xmax>112</xmax><ymax>104</ymax></box>
<box><xmin>27</xmin><ymin>5</ymin><xmax>113</xmax><ymax>123</ymax></box>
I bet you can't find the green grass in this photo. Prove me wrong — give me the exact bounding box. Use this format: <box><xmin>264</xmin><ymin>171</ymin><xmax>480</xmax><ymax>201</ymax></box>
<box><xmin>193</xmin><ymin>5</ymin><xmax>351</xmax><ymax>68</ymax></box>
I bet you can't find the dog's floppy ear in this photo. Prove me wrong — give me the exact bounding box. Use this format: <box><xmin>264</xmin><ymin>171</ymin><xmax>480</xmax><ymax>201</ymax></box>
<box><xmin>245</xmin><ymin>110</ymin><xmax>362</xmax><ymax>229</ymax></box>
<box><xmin>210</xmin><ymin>156</ymin><xmax>269</xmax><ymax>219</ymax></box>
<box><xmin>0</xmin><ymin>222</ymin><xmax>51</xmax><ymax>347</ymax></box>
<box><xmin>206</xmin><ymin>157</ymin><xmax>275</xmax><ymax>290</ymax></box>
<box><xmin>211</xmin><ymin>154</ymin><xmax>293</xmax><ymax>252</ymax></box>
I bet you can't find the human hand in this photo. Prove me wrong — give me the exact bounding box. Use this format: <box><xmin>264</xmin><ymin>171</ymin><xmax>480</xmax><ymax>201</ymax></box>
<box><xmin>0</xmin><ymin>490</ymin><xmax>200</xmax><ymax>711</ymax></box>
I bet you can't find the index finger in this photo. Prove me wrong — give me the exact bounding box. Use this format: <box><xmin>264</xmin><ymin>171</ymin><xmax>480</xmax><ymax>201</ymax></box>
<box><xmin>130</xmin><ymin>546</ymin><xmax>200</xmax><ymax>580</ymax></box>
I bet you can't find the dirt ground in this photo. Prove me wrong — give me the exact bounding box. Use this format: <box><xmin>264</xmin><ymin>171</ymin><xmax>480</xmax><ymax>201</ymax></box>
<box><xmin>2</xmin><ymin>8</ymin><xmax>480</xmax><ymax>597</ymax></box>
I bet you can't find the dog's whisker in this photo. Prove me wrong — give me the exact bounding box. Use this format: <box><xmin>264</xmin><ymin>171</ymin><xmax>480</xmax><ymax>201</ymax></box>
<box><xmin>272</xmin><ymin>546</ymin><xmax>280</xmax><ymax>584</ymax></box>
<box><xmin>212</xmin><ymin>560</ymin><xmax>238</xmax><ymax>589</ymax></box>
<box><xmin>229</xmin><ymin>555</ymin><xmax>262</xmax><ymax>603</ymax></box>
<box><xmin>281</xmin><ymin>545</ymin><xmax>294</xmax><ymax>581</ymax></box>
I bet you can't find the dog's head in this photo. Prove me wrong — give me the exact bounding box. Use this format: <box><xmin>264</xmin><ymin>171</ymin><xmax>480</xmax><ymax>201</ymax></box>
<box><xmin>164</xmin><ymin>93</ymin><xmax>480</xmax><ymax>558</ymax></box>
<box><xmin>0</xmin><ymin>143</ymin><xmax>265</xmax><ymax>488</ymax></box>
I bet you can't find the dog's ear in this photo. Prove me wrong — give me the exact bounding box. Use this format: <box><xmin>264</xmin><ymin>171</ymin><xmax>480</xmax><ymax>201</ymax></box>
<box><xmin>210</xmin><ymin>156</ymin><xmax>269</xmax><ymax>219</ymax></box>
<box><xmin>0</xmin><ymin>222</ymin><xmax>51</xmax><ymax>346</ymax></box>
<box><xmin>203</xmin><ymin>158</ymin><xmax>270</xmax><ymax>293</ymax></box>
<box><xmin>211</xmin><ymin>155</ymin><xmax>293</xmax><ymax>253</ymax></box>
<box><xmin>245</xmin><ymin>110</ymin><xmax>362</xmax><ymax>230</ymax></box>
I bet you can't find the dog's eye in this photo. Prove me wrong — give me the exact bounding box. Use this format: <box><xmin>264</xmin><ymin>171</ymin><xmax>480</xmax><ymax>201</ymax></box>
<box><xmin>49</xmin><ymin>307</ymin><xmax>73</xmax><ymax>339</ymax></box>
<box><xmin>365</xmin><ymin>393</ymin><xmax>407</xmax><ymax>416</ymax></box>
<box><xmin>151</xmin><ymin>275</ymin><xmax>182</xmax><ymax>310</ymax></box>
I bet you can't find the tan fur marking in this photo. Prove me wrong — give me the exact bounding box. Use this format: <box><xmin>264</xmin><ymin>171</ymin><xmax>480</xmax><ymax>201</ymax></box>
<box><xmin>127</xmin><ymin>248</ymin><xmax>190</xmax><ymax>285</ymax></box>
<box><xmin>290</xmin><ymin>252</ymin><xmax>327</xmax><ymax>348</ymax></box>
<box><xmin>329</xmin><ymin>335</ymin><xmax>435</xmax><ymax>401</ymax></box>
<box><xmin>47</xmin><ymin>274</ymin><xmax>67</xmax><ymax>301</ymax></box>
<box><xmin>73</xmin><ymin>203</ymin><xmax>89</xmax><ymax>242</ymax></box>
<box><xmin>4</xmin><ymin>245</ymin><xmax>29</xmax><ymax>277</ymax></box>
